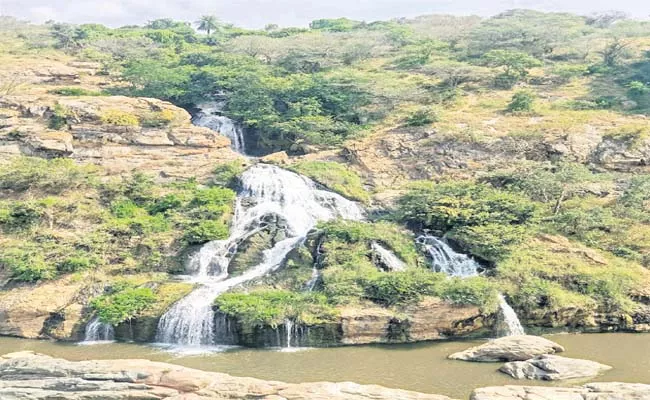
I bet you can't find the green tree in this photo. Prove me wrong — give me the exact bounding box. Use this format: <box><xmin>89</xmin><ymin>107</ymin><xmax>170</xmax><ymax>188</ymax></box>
<box><xmin>483</xmin><ymin>50</ymin><xmax>541</xmax><ymax>88</ymax></box>
<box><xmin>197</xmin><ymin>15</ymin><xmax>220</xmax><ymax>36</ymax></box>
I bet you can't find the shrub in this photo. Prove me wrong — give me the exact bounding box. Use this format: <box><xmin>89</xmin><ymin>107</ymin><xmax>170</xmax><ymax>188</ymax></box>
<box><xmin>438</xmin><ymin>276</ymin><xmax>499</xmax><ymax>312</ymax></box>
<box><xmin>140</xmin><ymin>109</ymin><xmax>178</xmax><ymax>127</ymax></box>
<box><xmin>215</xmin><ymin>290</ymin><xmax>337</xmax><ymax>327</ymax></box>
<box><xmin>49</xmin><ymin>87</ymin><xmax>105</xmax><ymax>96</ymax></box>
<box><xmin>404</xmin><ymin>108</ymin><xmax>439</xmax><ymax>127</ymax></box>
<box><xmin>184</xmin><ymin>220</ymin><xmax>229</xmax><ymax>244</ymax></box>
<box><xmin>0</xmin><ymin>157</ymin><xmax>96</xmax><ymax>194</ymax></box>
<box><xmin>49</xmin><ymin>103</ymin><xmax>71</xmax><ymax>130</ymax></box>
<box><xmin>91</xmin><ymin>287</ymin><xmax>156</xmax><ymax>325</ymax></box>
<box><xmin>361</xmin><ymin>269</ymin><xmax>445</xmax><ymax>306</ymax></box>
<box><xmin>0</xmin><ymin>249</ymin><xmax>56</xmax><ymax>282</ymax></box>
<box><xmin>100</xmin><ymin>110</ymin><xmax>140</xmax><ymax>126</ymax></box>
<box><xmin>0</xmin><ymin>202</ymin><xmax>43</xmax><ymax>230</ymax></box>
<box><xmin>397</xmin><ymin>181</ymin><xmax>538</xmax><ymax>233</ymax></box>
<box><xmin>148</xmin><ymin>194</ymin><xmax>183</xmax><ymax>214</ymax></box>
<box><xmin>212</xmin><ymin>162</ymin><xmax>244</xmax><ymax>188</ymax></box>
<box><xmin>507</xmin><ymin>90</ymin><xmax>535</xmax><ymax>112</ymax></box>
<box><xmin>191</xmin><ymin>187</ymin><xmax>236</xmax><ymax>207</ymax></box>
<box><xmin>57</xmin><ymin>254</ymin><xmax>94</xmax><ymax>273</ymax></box>
<box><xmin>449</xmin><ymin>223</ymin><xmax>530</xmax><ymax>262</ymax></box>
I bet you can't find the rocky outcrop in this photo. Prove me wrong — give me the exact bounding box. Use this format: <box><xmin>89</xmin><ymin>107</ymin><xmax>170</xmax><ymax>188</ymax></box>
<box><xmin>0</xmin><ymin>93</ymin><xmax>244</xmax><ymax>179</ymax></box>
<box><xmin>0</xmin><ymin>278</ymin><xmax>91</xmax><ymax>341</ymax></box>
<box><xmin>0</xmin><ymin>351</ymin><xmax>455</xmax><ymax>400</ymax></box>
<box><xmin>448</xmin><ymin>335</ymin><xmax>565</xmax><ymax>362</ymax></box>
<box><xmin>340</xmin><ymin>297</ymin><xmax>488</xmax><ymax>345</ymax></box>
<box><xmin>499</xmin><ymin>355</ymin><xmax>612</xmax><ymax>381</ymax></box>
<box><xmin>340</xmin><ymin>122</ymin><xmax>650</xmax><ymax>189</ymax></box>
<box><xmin>471</xmin><ymin>382</ymin><xmax>650</xmax><ymax>400</ymax></box>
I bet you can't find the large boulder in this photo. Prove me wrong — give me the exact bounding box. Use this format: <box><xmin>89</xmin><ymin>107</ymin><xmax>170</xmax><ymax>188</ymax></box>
<box><xmin>499</xmin><ymin>354</ymin><xmax>612</xmax><ymax>380</ymax></box>
<box><xmin>449</xmin><ymin>335</ymin><xmax>565</xmax><ymax>362</ymax></box>
<box><xmin>0</xmin><ymin>351</ymin><xmax>456</xmax><ymax>400</ymax></box>
<box><xmin>471</xmin><ymin>382</ymin><xmax>650</xmax><ymax>400</ymax></box>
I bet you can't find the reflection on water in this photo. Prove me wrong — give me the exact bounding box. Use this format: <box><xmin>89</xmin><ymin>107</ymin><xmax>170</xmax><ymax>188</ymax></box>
<box><xmin>0</xmin><ymin>333</ymin><xmax>648</xmax><ymax>399</ymax></box>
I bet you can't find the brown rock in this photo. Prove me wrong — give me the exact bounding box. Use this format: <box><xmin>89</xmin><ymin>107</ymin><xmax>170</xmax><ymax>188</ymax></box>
<box><xmin>0</xmin><ymin>352</ymin><xmax>456</xmax><ymax>400</ymax></box>
<box><xmin>449</xmin><ymin>335</ymin><xmax>565</xmax><ymax>362</ymax></box>
<box><xmin>499</xmin><ymin>354</ymin><xmax>612</xmax><ymax>380</ymax></box>
<box><xmin>261</xmin><ymin>151</ymin><xmax>290</xmax><ymax>165</ymax></box>
<box><xmin>471</xmin><ymin>382</ymin><xmax>650</xmax><ymax>400</ymax></box>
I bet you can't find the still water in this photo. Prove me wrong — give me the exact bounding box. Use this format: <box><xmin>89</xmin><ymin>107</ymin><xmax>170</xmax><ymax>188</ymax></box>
<box><xmin>0</xmin><ymin>333</ymin><xmax>648</xmax><ymax>399</ymax></box>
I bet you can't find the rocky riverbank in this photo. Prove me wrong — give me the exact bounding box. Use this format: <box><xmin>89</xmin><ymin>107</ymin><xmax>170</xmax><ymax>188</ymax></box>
<box><xmin>0</xmin><ymin>351</ymin><xmax>648</xmax><ymax>400</ymax></box>
<box><xmin>0</xmin><ymin>351</ymin><xmax>453</xmax><ymax>400</ymax></box>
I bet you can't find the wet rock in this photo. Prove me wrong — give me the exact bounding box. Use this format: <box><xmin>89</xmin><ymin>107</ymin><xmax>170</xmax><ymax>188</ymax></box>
<box><xmin>0</xmin><ymin>352</ymin><xmax>456</xmax><ymax>400</ymax></box>
<box><xmin>471</xmin><ymin>382</ymin><xmax>650</xmax><ymax>400</ymax></box>
<box><xmin>499</xmin><ymin>354</ymin><xmax>612</xmax><ymax>380</ymax></box>
<box><xmin>449</xmin><ymin>335</ymin><xmax>565</xmax><ymax>362</ymax></box>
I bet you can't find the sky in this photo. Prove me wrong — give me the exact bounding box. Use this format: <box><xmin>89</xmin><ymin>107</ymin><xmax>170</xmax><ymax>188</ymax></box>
<box><xmin>1</xmin><ymin>0</ymin><xmax>649</xmax><ymax>28</ymax></box>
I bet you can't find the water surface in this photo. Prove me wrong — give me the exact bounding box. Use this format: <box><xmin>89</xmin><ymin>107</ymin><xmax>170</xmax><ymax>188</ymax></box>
<box><xmin>1</xmin><ymin>333</ymin><xmax>648</xmax><ymax>399</ymax></box>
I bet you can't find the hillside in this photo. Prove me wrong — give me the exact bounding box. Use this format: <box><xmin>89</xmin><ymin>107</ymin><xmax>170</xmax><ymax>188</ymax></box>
<box><xmin>0</xmin><ymin>11</ymin><xmax>650</xmax><ymax>345</ymax></box>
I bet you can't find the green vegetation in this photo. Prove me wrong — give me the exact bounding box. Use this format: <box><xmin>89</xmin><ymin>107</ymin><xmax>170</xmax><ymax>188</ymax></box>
<box><xmin>48</xmin><ymin>87</ymin><xmax>106</xmax><ymax>96</ymax></box>
<box><xmin>0</xmin><ymin>157</ymin><xmax>235</xmax><ymax>282</ymax></box>
<box><xmin>2</xmin><ymin>8</ymin><xmax>650</xmax><ymax>338</ymax></box>
<box><xmin>215</xmin><ymin>290</ymin><xmax>337</xmax><ymax>327</ymax></box>
<box><xmin>289</xmin><ymin>161</ymin><xmax>369</xmax><ymax>203</ymax></box>
<box><xmin>91</xmin><ymin>286</ymin><xmax>156</xmax><ymax>325</ymax></box>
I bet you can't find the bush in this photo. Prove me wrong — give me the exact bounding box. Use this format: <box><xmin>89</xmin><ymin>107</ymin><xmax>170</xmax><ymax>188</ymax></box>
<box><xmin>191</xmin><ymin>187</ymin><xmax>236</xmax><ymax>207</ymax></box>
<box><xmin>0</xmin><ymin>250</ymin><xmax>56</xmax><ymax>282</ymax></box>
<box><xmin>507</xmin><ymin>90</ymin><xmax>535</xmax><ymax>112</ymax></box>
<box><xmin>289</xmin><ymin>161</ymin><xmax>370</xmax><ymax>203</ymax></box>
<box><xmin>57</xmin><ymin>254</ymin><xmax>94</xmax><ymax>273</ymax></box>
<box><xmin>361</xmin><ymin>269</ymin><xmax>444</xmax><ymax>306</ymax></box>
<box><xmin>438</xmin><ymin>276</ymin><xmax>499</xmax><ymax>312</ymax></box>
<box><xmin>91</xmin><ymin>287</ymin><xmax>156</xmax><ymax>325</ymax></box>
<box><xmin>0</xmin><ymin>202</ymin><xmax>43</xmax><ymax>230</ymax></box>
<box><xmin>449</xmin><ymin>223</ymin><xmax>530</xmax><ymax>262</ymax></box>
<box><xmin>404</xmin><ymin>108</ymin><xmax>439</xmax><ymax>127</ymax></box>
<box><xmin>100</xmin><ymin>110</ymin><xmax>140</xmax><ymax>126</ymax></box>
<box><xmin>215</xmin><ymin>290</ymin><xmax>337</xmax><ymax>327</ymax></box>
<box><xmin>140</xmin><ymin>109</ymin><xmax>178</xmax><ymax>127</ymax></box>
<box><xmin>49</xmin><ymin>87</ymin><xmax>105</xmax><ymax>96</ymax></box>
<box><xmin>0</xmin><ymin>157</ymin><xmax>96</xmax><ymax>194</ymax></box>
<box><xmin>49</xmin><ymin>103</ymin><xmax>71</xmax><ymax>130</ymax></box>
<box><xmin>148</xmin><ymin>194</ymin><xmax>183</xmax><ymax>214</ymax></box>
<box><xmin>184</xmin><ymin>220</ymin><xmax>229</xmax><ymax>244</ymax></box>
<box><xmin>212</xmin><ymin>162</ymin><xmax>244</xmax><ymax>188</ymax></box>
<box><xmin>397</xmin><ymin>181</ymin><xmax>538</xmax><ymax>233</ymax></box>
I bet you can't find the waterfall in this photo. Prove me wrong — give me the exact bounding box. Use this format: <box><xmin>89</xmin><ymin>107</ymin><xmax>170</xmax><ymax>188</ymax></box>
<box><xmin>305</xmin><ymin>238</ymin><xmax>324</xmax><ymax>292</ymax></box>
<box><xmin>416</xmin><ymin>235</ymin><xmax>479</xmax><ymax>277</ymax></box>
<box><xmin>285</xmin><ymin>318</ymin><xmax>294</xmax><ymax>349</ymax></box>
<box><xmin>194</xmin><ymin>102</ymin><xmax>246</xmax><ymax>154</ymax></box>
<box><xmin>156</xmin><ymin>164</ymin><xmax>364</xmax><ymax>347</ymax></box>
<box><xmin>371</xmin><ymin>242</ymin><xmax>406</xmax><ymax>272</ymax></box>
<box><xmin>83</xmin><ymin>317</ymin><xmax>114</xmax><ymax>343</ymax></box>
<box><xmin>416</xmin><ymin>235</ymin><xmax>525</xmax><ymax>337</ymax></box>
<box><xmin>496</xmin><ymin>294</ymin><xmax>526</xmax><ymax>336</ymax></box>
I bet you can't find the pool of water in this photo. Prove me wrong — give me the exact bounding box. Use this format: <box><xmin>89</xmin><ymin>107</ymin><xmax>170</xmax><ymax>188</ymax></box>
<box><xmin>0</xmin><ymin>333</ymin><xmax>648</xmax><ymax>399</ymax></box>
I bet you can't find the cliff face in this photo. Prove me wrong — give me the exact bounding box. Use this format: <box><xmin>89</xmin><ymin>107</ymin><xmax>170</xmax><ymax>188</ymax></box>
<box><xmin>0</xmin><ymin>58</ymin><xmax>242</xmax><ymax>179</ymax></box>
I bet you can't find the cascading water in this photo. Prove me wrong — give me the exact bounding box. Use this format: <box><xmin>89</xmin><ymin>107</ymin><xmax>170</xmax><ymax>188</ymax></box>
<box><xmin>416</xmin><ymin>236</ymin><xmax>479</xmax><ymax>277</ymax></box>
<box><xmin>194</xmin><ymin>102</ymin><xmax>246</xmax><ymax>153</ymax></box>
<box><xmin>496</xmin><ymin>294</ymin><xmax>526</xmax><ymax>336</ymax></box>
<box><xmin>416</xmin><ymin>235</ymin><xmax>524</xmax><ymax>336</ymax></box>
<box><xmin>156</xmin><ymin>164</ymin><xmax>364</xmax><ymax>348</ymax></box>
<box><xmin>371</xmin><ymin>242</ymin><xmax>406</xmax><ymax>272</ymax></box>
<box><xmin>83</xmin><ymin>317</ymin><xmax>114</xmax><ymax>343</ymax></box>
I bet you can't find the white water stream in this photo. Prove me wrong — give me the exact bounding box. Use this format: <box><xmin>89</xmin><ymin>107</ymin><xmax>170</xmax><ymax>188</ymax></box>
<box><xmin>83</xmin><ymin>317</ymin><xmax>114</xmax><ymax>343</ymax></box>
<box><xmin>155</xmin><ymin>164</ymin><xmax>364</xmax><ymax>347</ymax></box>
<box><xmin>194</xmin><ymin>101</ymin><xmax>247</xmax><ymax>153</ymax></box>
<box><xmin>417</xmin><ymin>235</ymin><xmax>525</xmax><ymax>336</ymax></box>
<box><xmin>371</xmin><ymin>242</ymin><xmax>406</xmax><ymax>272</ymax></box>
